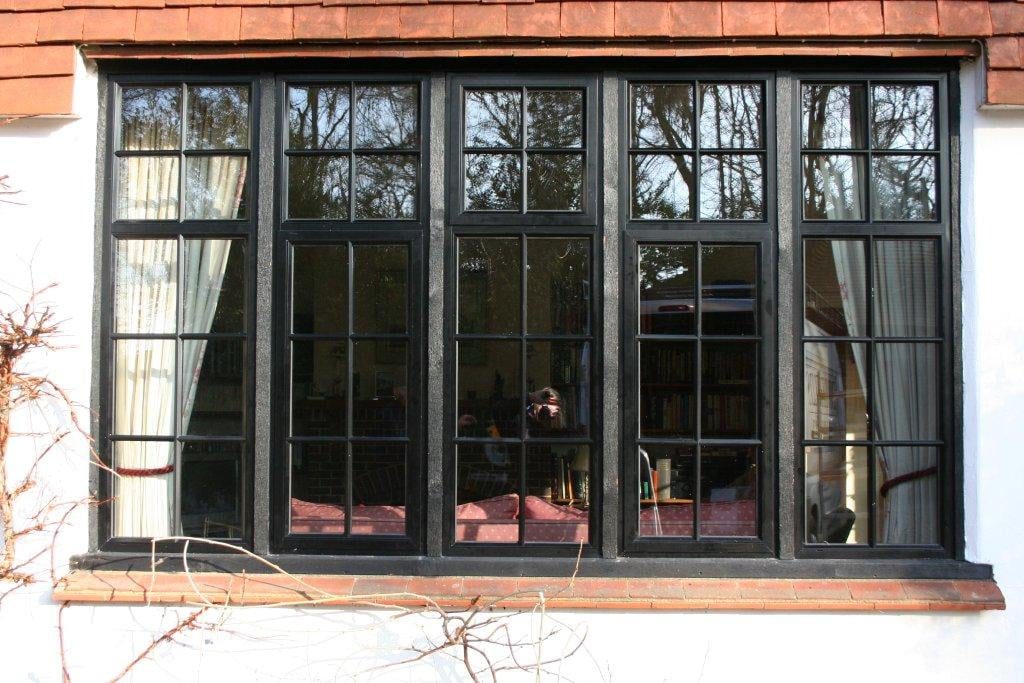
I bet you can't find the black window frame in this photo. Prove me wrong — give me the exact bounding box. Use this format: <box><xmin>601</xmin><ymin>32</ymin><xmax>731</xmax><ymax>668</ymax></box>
<box><xmin>620</xmin><ymin>71</ymin><xmax>777</xmax><ymax>557</ymax></box>
<box><xmin>446</xmin><ymin>73</ymin><xmax>601</xmax><ymax>228</ymax></box>
<box><xmin>88</xmin><ymin>60</ymin><xmax>979</xmax><ymax>578</ymax></box>
<box><xmin>271</xmin><ymin>73</ymin><xmax>430</xmax><ymax>555</ymax></box>
<box><xmin>98</xmin><ymin>73</ymin><xmax>260</xmax><ymax>553</ymax></box>
<box><xmin>792</xmin><ymin>70</ymin><xmax>957</xmax><ymax>560</ymax></box>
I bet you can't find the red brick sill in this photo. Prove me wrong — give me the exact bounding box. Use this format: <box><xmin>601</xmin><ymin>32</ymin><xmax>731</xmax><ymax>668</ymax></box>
<box><xmin>54</xmin><ymin>572</ymin><xmax>1005</xmax><ymax>612</ymax></box>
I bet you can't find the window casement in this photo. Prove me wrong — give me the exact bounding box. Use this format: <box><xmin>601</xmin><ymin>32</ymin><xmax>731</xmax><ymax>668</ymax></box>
<box><xmin>621</xmin><ymin>75</ymin><xmax>776</xmax><ymax>555</ymax></box>
<box><xmin>100</xmin><ymin>77</ymin><xmax>257</xmax><ymax>551</ymax></box>
<box><xmin>444</xmin><ymin>74</ymin><xmax>601</xmax><ymax>556</ymax></box>
<box><xmin>272</xmin><ymin>76</ymin><xmax>428</xmax><ymax>554</ymax></box>
<box><xmin>96</xmin><ymin>64</ymin><xmax>964</xmax><ymax>570</ymax></box>
<box><xmin>794</xmin><ymin>74</ymin><xmax>954</xmax><ymax>558</ymax></box>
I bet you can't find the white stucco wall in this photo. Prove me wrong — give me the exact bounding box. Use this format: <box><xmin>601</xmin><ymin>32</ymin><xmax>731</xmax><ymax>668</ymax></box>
<box><xmin>0</xmin><ymin>56</ymin><xmax>1022</xmax><ymax>681</ymax></box>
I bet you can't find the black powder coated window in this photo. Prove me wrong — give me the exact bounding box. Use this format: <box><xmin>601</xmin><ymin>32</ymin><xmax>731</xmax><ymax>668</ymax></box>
<box><xmin>274</xmin><ymin>76</ymin><xmax>428</xmax><ymax>554</ymax></box>
<box><xmin>101</xmin><ymin>78</ymin><xmax>256</xmax><ymax>550</ymax></box>
<box><xmin>451</xmin><ymin>236</ymin><xmax>595</xmax><ymax>549</ymax></box>
<box><xmin>448</xmin><ymin>74</ymin><xmax>600</xmax><ymax>227</ymax></box>
<box><xmin>97</xmin><ymin>65</ymin><xmax>964</xmax><ymax>568</ymax></box>
<box><xmin>795</xmin><ymin>73</ymin><xmax>953</xmax><ymax>559</ymax></box>
<box><xmin>284</xmin><ymin>81</ymin><xmax>422</xmax><ymax>222</ymax></box>
<box><xmin>622</xmin><ymin>74</ymin><xmax>775</xmax><ymax>556</ymax></box>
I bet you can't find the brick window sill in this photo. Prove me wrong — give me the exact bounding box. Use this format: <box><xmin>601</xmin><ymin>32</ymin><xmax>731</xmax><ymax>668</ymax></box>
<box><xmin>54</xmin><ymin>571</ymin><xmax>1005</xmax><ymax>612</ymax></box>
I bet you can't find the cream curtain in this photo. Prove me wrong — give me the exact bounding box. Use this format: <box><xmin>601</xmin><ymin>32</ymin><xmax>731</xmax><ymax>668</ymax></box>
<box><xmin>113</xmin><ymin>157</ymin><xmax>243</xmax><ymax>537</ymax></box>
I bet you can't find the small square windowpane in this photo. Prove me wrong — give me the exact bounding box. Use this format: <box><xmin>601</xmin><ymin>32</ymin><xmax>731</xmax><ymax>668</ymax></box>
<box><xmin>698</xmin><ymin>154</ymin><xmax>764</xmax><ymax>220</ymax></box>
<box><xmin>184</xmin><ymin>156</ymin><xmax>248</xmax><ymax>220</ymax></box>
<box><xmin>354</xmin><ymin>84</ymin><xmax>418</xmax><ymax>149</ymax></box>
<box><xmin>120</xmin><ymin>86</ymin><xmax>181</xmax><ymax>151</ymax></box>
<box><xmin>631</xmin><ymin>83</ymin><xmax>694</xmax><ymax>149</ymax></box>
<box><xmin>699</xmin><ymin>83</ymin><xmax>762</xmax><ymax>149</ymax></box>
<box><xmin>183</xmin><ymin>239</ymin><xmax>245</xmax><ymax>333</ymax></box>
<box><xmin>802</xmin><ymin>84</ymin><xmax>867</xmax><ymax>149</ymax></box>
<box><xmin>805</xmin><ymin>445</ymin><xmax>869</xmax><ymax>544</ymax></box>
<box><xmin>871</xmin><ymin>155</ymin><xmax>937</xmax><ymax>221</ymax></box>
<box><xmin>114</xmin><ymin>239</ymin><xmax>178</xmax><ymax>334</ymax></box>
<box><xmin>288</xmin><ymin>85</ymin><xmax>350</xmax><ymax>150</ymax></box>
<box><xmin>465</xmin><ymin>153</ymin><xmax>522</xmax><ymax>211</ymax></box>
<box><xmin>872</xmin><ymin>84</ymin><xmax>936</xmax><ymax>151</ymax></box>
<box><xmin>527</xmin><ymin>89</ymin><xmax>583</xmax><ymax>148</ymax></box>
<box><xmin>186</xmin><ymin>85</ymin><xmax>249</xmax><ymax>150</ymax></box>
<box><xmin>354</xmin><ymin>154</ymin><xmax>417</xmax><ymax>220</ymax></box>
<box><xmin>526</xmin><ymin>153</ymin><xmax>583</xmax><ymax>211</ymax></box>
<box><xmin>875</xmin><ymin>447</ymin><xmax>939</xmax><ymax>545</ymax></box>
<box><xmin>631</xmin><ymin>153</ymin><xmax>694</xmax><ymax>220</ymax></box>
<box><xmin>117</xmin><ymin>156</ymin><xmax>180</xmax><ymax>220</ymax></box>
<box><xmin>288</xmin><ymin>156</ymin><xmax>350</xmax><ymax>220</ymax></box>
<box><xmin>465</xmin><ymin>89</ymin><xmax>521</xmax><ymax>148</ymax></box>
<box><xmin>802</xmin><ymin>154</ymin><xmax>867</xmax><ymax>220</ymax></box>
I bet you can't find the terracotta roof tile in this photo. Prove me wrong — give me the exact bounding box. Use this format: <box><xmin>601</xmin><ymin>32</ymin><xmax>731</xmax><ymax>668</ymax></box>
<box><xmin>829</xmin><ymin>1</ymin><xmax>883</xmax><ymax>36</ymax></box>
<box><xmin>453</xmin><ymin>3</ymin><xmax>506</xmax><ymax>38</ymax></box>
<box><xmin>346</xmin><ymin>5</ymin><xmax>399</xmax><ymax>39</ymax></box>
<box><xmin>0</xmin><ymin>75</ymin><xmax>75</xmax><ymax>115</ymax></box>
<box><xmin>186</xmin><ymin>6</ymin><xmax>240</xmax><ymax>40</ymax></box>
<box><xmin>82</xmin><ymin>8</ymin><xmax>136</xmax><ymax>40</ymax></box>
<box><xmin>777</xmin><ymin>1</ymin><xmax>828</xmax><ymax>37</ymax></box>
<box><xmin>723</xmin><ymin>1</ymin><xmax>776</xmax><ymax>37</ymax></box>
<box><xmin>292</xmin><ymin>5</ymin><xmax>347</xmax><ymax>39</ymax></box>
<box><xmin>560</xmin><ymin>1</ymin><xmax>614</xmax><ymax>38</ymax></box>
<box><xmin>135</xmin><ymin>7</ymin><xmax>187</xmax><ymax>41</ymax></box>
<box><xmin>883</xmin><ymin>0</ymin><xmax>938</xmax><ymax>36</ymax></box>
<box><xmin>399</xmin><ymin>4</ymin><xmax>454</xmax><ymax>39</ymax></box>
<box><xmin>937</xmin><ymin>0</ymin><xmax>991</xmax><ymax>37</ymax></box>
<box><xmin>506</xmin><ymin>2</ymin><xmax>559</xmax><ymax>37</ymax></box>
<box><xmin>0</xmin><ymin>12</ymin><xmax>40</xmax><ymax>45</ymax></box>
<box><xmin>0</xmin><ymin>44</ymin><xmax>76</xmax><ymax>77</ymax></box>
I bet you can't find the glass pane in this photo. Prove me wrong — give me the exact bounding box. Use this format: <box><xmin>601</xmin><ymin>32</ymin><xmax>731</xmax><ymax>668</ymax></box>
<box><xmin>698</xmin><ymin>154</ymin><xmax>764</xmax><ymax>220</ymax></box>
<box><xmin>701</xmin><ymin>245</ymin><xmax>757</xmax><ymax>336</ymax></box>
<box><xmin>640</xmin><ymin>341</ymin><xmax>695</xmax><ymax>439</ymax></box>
<box><xmin>525</xmin><ymin>341</ymin><xmax>589</xmax><ymax>438</ymax></box>
<box><xmin>871</xmin><ymin>155</ymin><xmax>937</xmax><ymax>221</ymax></box>
<box><xmin>631</xmin><ymin>153</ymin><xmax>694</xmax><ymax>220</ymax></box>
<box><xmin>700</xmin><ymin>446</ymin><xmax>757</xmax><ymax>538</ymax></box>
<box><xmin>465</xmin><ymin>153</ymin><xmax>522</xmax><ymax>211</ymax></box>
<box><xmin>353</xmin><ymin>244</ymin><xmax>408</xmax><ymax>334</ymax></box>
<box><xmin>456</xmin><ymin>444</ymin><xmax>520</xmax><ymax>544</ymax></box>
<box><xmin>639</xmin><ymin>244</ymin><xmax>695</xmax><ymax>335</ymax></box>
<box><xmin>290</xmin><ymin>442</ymin><xmax>347</xmax><ymax>534</ymax></box>
<box><xmin>525</xmin><ymin>445</ymin><xmax>589</xmax><ymax>544</ymax></box>
<box><xmin>352</xmin><ymin>340</ymin><xmax>408</xmax><ymax>437</ymax></box>
<box><xmin>291</xmin><ymin>340</ymin><xmax>347</xmax><ymax>437</ymax></box>
<box><xmin>631</xmin><ymin>83</ymin><xmax>694</xmax><ymax>149</ymax></box>
<box><xmin>117</xmin><ymin>156</ymin><xmax>179</xmax><ymax>220</ymax></box>
<box><xmin>872</xmin><ymin>84</ymin><xmax>936</xmax><ymax>150</ymax></box>
<box><xmin>526</xmin><ymin>237</ymin><xmax>589</xmax><ymax>335</ymax></box>
<box><xmin>873</xmin><ymin>343</ymin><xmax>939</xmax><ymax>441</ymax></box>
<box><xmin>802</xmin><ymin>84</ymin><xmax>866</xmax><ymax>149</ymax></box>
<box><xmin>181</xmin><ymin>441</ymin><xmax>242</xmax><ymax>538</ymax></box>
<box><xmin>112</xmin><ymin>441</ymin><xmax>174</xmax><ymax>537</ymax></box>
<box><xmin>805</xmin><ymin>445</ymin><xmax>868</xmax><ymax>544</ymax></box>
<box><xmin>804</xmin><ymin>342</ymin><xmax>868</xmax><ymax>441</ymax></box>
<box><xmin>121</xmin><ymin>86</ymin><xmax>181</xmax><ymax>150</ymax></box>
<box><xmin>184</xmin><ymin>155</ymin><xmax>248</xmax><ymax>220</ymax></box>
<box><xmin>288</xmin><ymin>85</ymin><xmax>350</xmax><ymax>150</ymax></box>
<box><xmin>527</xmin><ymin>90</ymin><xmax>583</xmax><ymax>148</ymax></box>
<box><xmin>182</xmin><ymin>339</ymin><xmax>243</xmax><ymax>436</ymax></box>
<box><xmin>638</xmin><ymin>445</ymin><xmax>695</xmax><ymax>538</ymax></box>
<box><xmin>288</xmin><ymin>155</ymin><xmax>349</xmax><ymax>220</ymax></box>
<box><xmin>354</xmin><ymin>154</ymin><xmax>417</xmax><ymax>219</ymax></box>
<box><xmin>876</xmin><ymin>446</ymin><xmax>939</xmax><ymax>545</ymax></box>
<box><xmin>183</xmin><ymin>239</ymin><xmax>244</xmax><ymax>333</ymax></box>
<box><xmin>186</xmin><ymin>85</ymin><xmax>249</xmax><ymax>150</ymax></box>
<box><xmin>354</xmin><ymin>84</ymin><xmax>418</xmax><ymax>149</ymax></box>
<box><xmin>873</xmin><ymin>240</ymin><xmax>938</xmax><ymax>337</ymax></box>
<box><xmin>804</xmin><ymin>239</ymin><xmax>867</xmax><ymax>337</ymax></box>
<box><xmin>465</xmin><ymin>89</ymin><xmax>521</xmax><ymax>148</ymax></box>
<box><xmin>352</xmin><ymin>443</ymin><xmax>406</xmax><ymax>535</ymax></box>
<box><xmin>526</xmin><ymin>153</ymin><xmax>583</xmax><ymax>211</ymax></box>
<box><xmin>699</xmin><ymin>83</ymin><xmax>762</xmax><ymax>149</ymax></box>
<box><xmin>293</xmin><ymin>245</ymin><xmax>347</xmax><ymax>335</ymax></box>
<box><xmin>115</xmin><ymin>239</ymin><xmax>178</xmax><ymax>334</ymax></box>
<box><xmin>802</xmin><ymin>154</ymin><xmax>866</xmax><ymax>220</ymax></box>
<box><xmin>458</xmin><ymin>237</ymin><xmax>521</xmax><ymax>335</ymax></box>
<box><xmin>457</xmin><ymin>340</ymin><xmax>522</xmax><ymax>439</ymax></box>
<box><xmin>113</xmin><ymin>339</ymin><xmax>176</xmax><ymax>436</ymax></box>
<box><xmin>702</xmin><ymin>342</ymin><xmax>757</xmax><ymax>438</ymax></box>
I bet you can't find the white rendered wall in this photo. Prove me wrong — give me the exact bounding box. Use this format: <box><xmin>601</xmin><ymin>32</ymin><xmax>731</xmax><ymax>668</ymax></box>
<box><xmin>0</xmin><ymin>56</ymin><xmax>1022</xmax><ymax>681</ymax></box>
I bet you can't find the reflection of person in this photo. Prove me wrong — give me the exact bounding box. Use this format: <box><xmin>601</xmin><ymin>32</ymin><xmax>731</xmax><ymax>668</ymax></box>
<box><xmin>526</xmin><ymin>387</ymin><xmax>565</xmax><ymax>432</ymax></box>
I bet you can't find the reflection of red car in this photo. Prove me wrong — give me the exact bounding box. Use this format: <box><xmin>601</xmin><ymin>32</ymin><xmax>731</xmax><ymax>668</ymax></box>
<box><xmin>640</xmin><ymin>282</ymin><xmax>755</xmax><ymax>333</ymax></box>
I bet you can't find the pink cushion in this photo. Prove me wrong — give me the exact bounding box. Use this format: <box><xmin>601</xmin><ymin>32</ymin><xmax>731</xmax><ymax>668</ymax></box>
<box><xmin>290</xmin><ymin>499</ymin><xmax>406</xmax><ymax>535</ymax></box>
<box><xmin>455</xmin><ymin>493</ymin><xmax>519</xmax><ymax>520</ymax></box>
<box><xmin>522</xmin><ymin>495</ymin><xmax>588</xmax><ymax>521</ymax></box>
<box><xmin>639</xmin><ymin>500</ymin><xmax>756</xmax><ymax>537</ymax></box>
